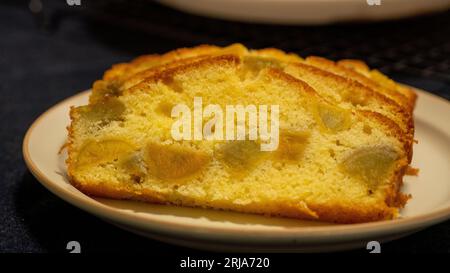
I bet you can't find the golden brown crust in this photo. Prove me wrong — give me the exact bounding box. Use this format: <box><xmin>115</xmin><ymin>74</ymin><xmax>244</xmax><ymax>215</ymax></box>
<box><xmin>103</xmin><ymin>44</ymin><xmax>222</xmax><ymax>81</ymax></box>
<box><xmin>338</xmin><ymin>59</ymin><xmax>370</xmax><ymax>71</ymax></box>
<box><xmin>384</xmin><ymin>158</ymin><xmax>410</xmax><ymax>208</ymax></box>
<box><xmin>92</xmin><ymin>45</ymin><xmax>228</xmax><ymax>104</ymax></box>
<box><xmin>66</xmin><ymin>105</ymin><xmax>85</xmax><ymax>182</ymax></box>
<box><xmin>97</xmin><ymin>44</ymin><xmax>302</xmax><ymax>103</ymax></box>
<box><xmin>355</xmin><ymin>110</ymin><xmax>410</xmax><ymax>211</ymax></box>
<box><xmin>121</xmin><ymin>55</ymin><xmax>210</xmax><ymax>90</ymax></box>
<box><xmin>92</xmin><ymin>55</ymin><xmax>212</xmax><ymax>104</ymax></box>
<box><xmin>125</xmin><ymin>54</ymin><xmax>241</xmax><ymax>95</ymax></box>
<box><xmin>406</xmin><ymin>166</ymin><xmax>420</xmax><ymax>176</ymax></box>
<box><xmin>69</xmin><ymin>177</ymin><xmax>397</xmax><ymax>224</ymax></box>
<box><xmin>250</xmin><ymin>48</ymin><xmax>303</xmax><ymax>62</ymax></box>
<box><xmin>305</xmin><ymin>56</ymin><xmax>414</xmax><ymax>112</ymax></box>
<box><xmin>264</xmin><ymin>68</ymin><xmax>325</xmax><ymax>100</ymax></box>
<box><xmin>337</xmin><ymin>59</ymin><xmax>418</xmax><ymax>105</ymax></box>
<box><xmin>288</xmin><ymin>62</ymin><xmax>411</xmax><ymax>117</ymax></box>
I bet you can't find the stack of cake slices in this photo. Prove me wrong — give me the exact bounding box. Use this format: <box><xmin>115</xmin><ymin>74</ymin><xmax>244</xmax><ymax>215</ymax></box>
<box><xmin>67</xmin><ymin>44</ymin><xmax>416</xmax><ymax>223</ymax></box>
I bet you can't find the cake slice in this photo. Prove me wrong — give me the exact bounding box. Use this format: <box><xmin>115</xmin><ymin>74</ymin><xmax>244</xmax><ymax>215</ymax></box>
<box><xmin>67</xmin><ymin>54</ymin><xmax>411</xmax><ymax>223</ymax></box>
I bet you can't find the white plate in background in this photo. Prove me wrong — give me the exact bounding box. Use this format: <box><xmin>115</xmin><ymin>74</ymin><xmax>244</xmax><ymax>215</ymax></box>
<box><xmin>157</xmin><ymin>0</ymin><xmax>450</xmax><ymax>25</ymax></box>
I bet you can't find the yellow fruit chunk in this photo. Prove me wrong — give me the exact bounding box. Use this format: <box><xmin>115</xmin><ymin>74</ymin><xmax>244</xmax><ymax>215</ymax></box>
<box><xmin>80</xmin><ymin>97</ymin><xmax>126</xmax><ymax>126</ymax></box>
<box><xmin>216</xmin><ymin>43</ymin><xmax>247</xmax><ymax>56</ymax></box>
<box><xmin>144</xmin><ymin>143</ymin><xmax>210</xmax><ymax>180</ymax></box>
<box><xmin>370</xmin><ymin>69</ymin><xmax>398</xmax><ymax>90</ymax></box>
<box><xmin>219</xmin><ymin>140</ymin><xmax>266</xmax><ymax>175</ymax></box>
<box><xmin>313</xmin><ymin>103</ymin><xmax>351</xmax><ymax>133</ymax></box>
<box><xmin>90</xmin><ymin>80</ymin><xmax>123</xmax><ymax>103</ymax></box>
<box><xmin>161</xmin><ymin>75</ymin><xmax>183</xmax><ymax>93</ymax></box>
<box><xmin>119</xmin><ymin>153</ymin><xmax>147</xmax><ymax>183</ymax></box>
<box><xmin>76</xmin><ymin>139</ymin><xmax>136</xmax><ymax>169</ymax></box>
<box><xmin>240</xmin><ymin>56</ymin><xmax>282</xmax><ymax>79</ymax></box>
<box><xmin>340</xmin><ymin>145</ymin><xmax>398</xmax><ymax>186</ymax></box>
<box><xmin>244</xmin><ymin>56</ymin><xmax>282</xmax><ymax>71</ymax></box>
<box><xmin>277</xmin><ymin>131</ymin><xmax>310</xmax><ymax>161</ymax></box>
<box><xmin>156</xmin><ymin>101</ymin><xmax>175</xmax><ymax>117</ymax></box>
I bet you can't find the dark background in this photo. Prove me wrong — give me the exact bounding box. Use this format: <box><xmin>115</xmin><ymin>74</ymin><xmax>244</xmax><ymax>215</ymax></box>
<box><xmin>1</xmin><ymin>0</ymin><xmax>449</xmax><ymax>253</ymax></box>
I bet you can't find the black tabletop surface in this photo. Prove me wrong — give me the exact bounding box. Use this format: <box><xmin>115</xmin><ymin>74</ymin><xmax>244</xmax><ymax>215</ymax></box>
<box><xmin>1</xmin><ymin>0</ymin><xmax>449</xmax><ymax>253</ymax></box>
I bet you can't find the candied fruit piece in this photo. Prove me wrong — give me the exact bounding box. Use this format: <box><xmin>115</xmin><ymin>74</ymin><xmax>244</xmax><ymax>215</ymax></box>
<box><xmin>161</xmin><ymin>75</ymin><xmax>183</xmax><ymax>93</ymax></box>
<box><xmin>313</xmin><ymin>103</ymin><xmax>351</xmax><ymax>133</ymax></box>
<box><xmin>240</xmin><ymin>56</ymin><xmax>283</xmax><ymax>79</ymax></box>
<box><xmin>76</xmin><ymin>139</ymin><xmax>135</xmax><ymax>168</ymax></box>
<box><xmin>80</xmin><ymin>97</ymin><xmax>125</xmax><ymax>126</ymax></box>
<box><xmin>156</xmin><ymin>101</ymin><xmax>175</xmax><ymax>117</ymax></box>
<box><xmin>119</xmin><ymin>153</ymin><xmax>147</xmax><ymax>183</ymax></box>
<box><xmin>341</xmin><ymin>89</ymin><xmax>368</xmax><ymax>106</ymax></box>
<box><xmin>219</xmin><ymin>140</ymin><xmax>266</xmax><ymax>174</ymax></box>
<box><xmin>339</xmin><ymin>145</ymin><xmax>398</xmax><ymax>186</ymax></box>
<box><xmin>244</xmin><ymin>56</ymin><xmax>282</xmax><ymax>71</ymax></box>
<box><xmin>90</xmin><ymin>80</ymin><xmax>123</xmax><ymax>103</ymax></box>
<box><xmin>144</xmin><ymin>143</ymin><xmax>210</xmax><ymax>180</ymax></box>
<box><xmin>216</xmin><ymin>43</ymin><xmax>247</xmax><ymax>56</ymax></box>
<box><xmin>277</xmin><ymin>131</ymin><xmax>310</xmax><ymax>161</ymax></box>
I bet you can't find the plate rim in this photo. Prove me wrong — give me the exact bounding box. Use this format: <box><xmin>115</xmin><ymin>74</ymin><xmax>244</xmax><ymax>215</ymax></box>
<box><xmin>22</xmin><ymin>88</ymin><xmax>450</xmax><ymax>244</ymax></box>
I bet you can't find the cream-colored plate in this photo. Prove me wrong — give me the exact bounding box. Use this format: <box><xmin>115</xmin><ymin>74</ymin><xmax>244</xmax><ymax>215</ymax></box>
<box><xmin>158</xmin><ymin>0</ymin><xmax>450</xmax><ymax>25</ymax></box>
<box><xmin>23</xmin><ymin>88</ymin><xmax>450</xmax><ymax>252</ymax></box>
